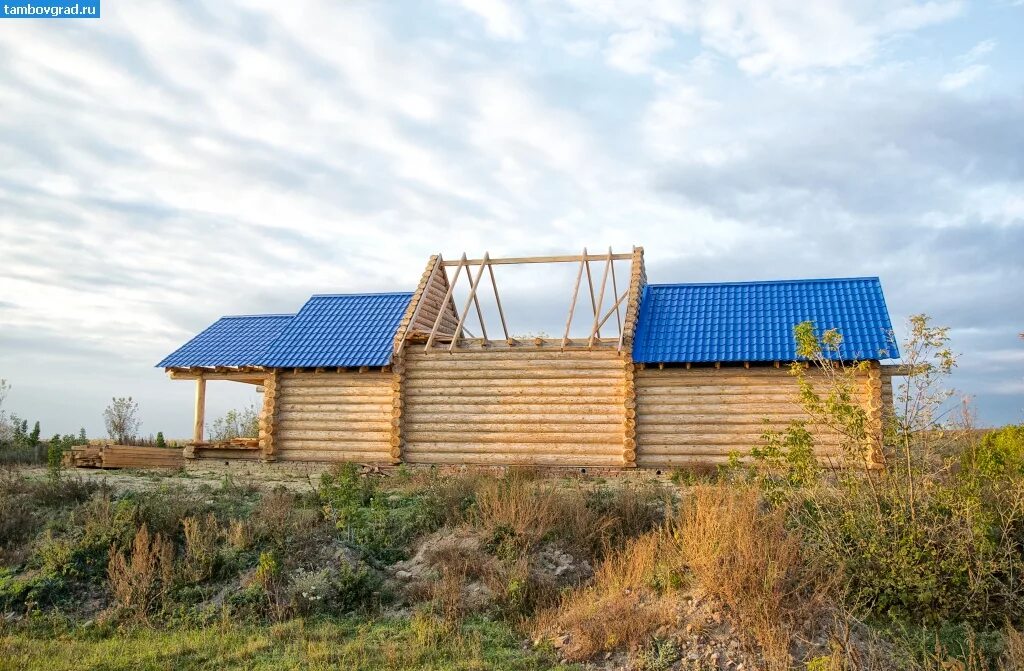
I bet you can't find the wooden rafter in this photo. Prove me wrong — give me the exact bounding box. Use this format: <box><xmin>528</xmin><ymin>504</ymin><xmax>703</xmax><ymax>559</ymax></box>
<box><xmin>561</xmin><ymin>248</ymin><xmax>587</xmax><ymax>349</ymax></box>
<box><xmin>450</xmin><ymin>252</ymin><xmax>490</xmax><ymax>352</ymax></box>
<box><xmin>588</xmin><ymin>249</ymin><xmax>612</xmax><ymax>344</ymax></box>
<box><xmin>608</xmin><ymin>246</ymin><xmax>622</xmax><ymax>333</ymax></box>
<box><xmin>487</xmin><ymin>259</ymin><xmax>511</xmax><ymax>342</ymax></box>
<box><xmin>425</xmin><ymin>254</ymin><xmax>467</xmax><ymax>351</ymax></box>
<box><xmin>589</xmin><ymin>289</ymin><xmax>630</xmax><ymax>346</ymax></box>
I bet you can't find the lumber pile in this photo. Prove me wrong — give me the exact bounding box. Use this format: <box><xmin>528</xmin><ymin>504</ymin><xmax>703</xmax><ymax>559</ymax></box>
<box><xmin>63</xmin><ymin>444</ymin><xmax>184</xmax><ymax>469</ymax></box>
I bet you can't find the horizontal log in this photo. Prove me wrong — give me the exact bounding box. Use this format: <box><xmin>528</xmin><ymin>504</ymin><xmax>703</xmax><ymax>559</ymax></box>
<box><xmin>637</xmin><ymin>423</ymin><xmax>834</xmax><ymax>435</ymax></box>
<box><xmin>274</xmin><ymin>438</ymin><xmax>392</xmax><ymax>451</ymax></box>
<box><xmin>278</xmin><ymin>389</ymin><xmax>393</xmax><ymax>402</ymax></box>
<box><xmin>404</xmin><ymin>394</ymin><xmax>624</xmax><ymax>405</ymax></box>
<box><xmin>405</xmin><ymin>350</ymin><xmax>624</xmax><ymax>361</ymax></box>
<box><xmin>407</xmin><ymin>361</ymin><xmax>622</xmax><ymax>373</ymax></box>
<box><xmin>401</xmin><ymin>385</ymin><xmax>622</xmax><ymax>395</ymax></box>
<box><xmin>635</xmin><ymin>454</ymin><xmax>739</xmax><ymax>467</ymax></box>
<box><xmin>403</xmin><ymin>412</ymin><xmax>624</xmax><ymax>424</ymax></box>
<box><xmin>276</xmin><ymin>420</ymin><xmax>391</xmax><ymax>430</ymax></box>
<box><xmin>399</xmin><ymin>403</ymin><xmax>622</xmax><ymax>413</ymax></box>
<box><xmin>635</xmin><ymin>404</ymin><xmax>810</xmax><ymax>416</ymax></box>
<box><xmin>637</xmin><ymin>444</ymin><xmax>843</xmax><ymax>456</ymax></box>
<box><xmin>634</xmin><ymin>393</ymin><xmax>819</xmax><ymax>403</ymax></box>
<box><xmin>404</xmin><ymin>431</ymin><xmax>622</xmax><ymax>445</ymax></box>
<box><xmin>635</xmin><ymin>412</ymin><xmax>810</xmax><ymax>423</ymax></box>
<box><xmin>277</xmin><ymin>449</ymin><xmax>392</xmax><ymax>463</ymax></box>
<box><xmin>402</xmin><ymin>442</ymin><xmax>624</xmax><ymax>456</ymax></box>
<box><xmin>277</xmin><ymin>407</ymin><xmax>390</xmax><ymax>419</ymax></box>
<box><xmin>405</xmin><ymin>370</ymin><xmax>624</xmax><ymax>381</ymax></box>
<box><xmin>403</xmin><ymin>421</ymin><xmax>622</xmax><ymax>434</ymax></box>
<box><xmin>276</xmin><ymin>429</ymin><xmax>391</xmax><ymax>441</ymax></box>
<box><xmin>403</xmin><ymin>452</ymin><xmax>625</xmax><ymax>467</ymax></box>
<box><xmin>280</xmin><ymin>377</ymin><xmax>390</xmax><ymax>388</ymax></box>
<box><xmin>636</xmin><ymin>434</ymin><xmax>844</xmax><ymax>447</ymax></box>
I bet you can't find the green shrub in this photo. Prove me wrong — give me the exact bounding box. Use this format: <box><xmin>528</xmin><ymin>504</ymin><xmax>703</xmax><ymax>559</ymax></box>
<box><xmin>318</xmin><ymin>464</ymin><xmax>439</xmax><ymax>563</ymax></box>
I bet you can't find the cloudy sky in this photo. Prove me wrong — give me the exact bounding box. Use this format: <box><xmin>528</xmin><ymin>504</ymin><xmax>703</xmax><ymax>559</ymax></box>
<box><xmin>1</xmin><ymin>0</ymin><xmax>1021</xmax><ymax>439</ymax></box>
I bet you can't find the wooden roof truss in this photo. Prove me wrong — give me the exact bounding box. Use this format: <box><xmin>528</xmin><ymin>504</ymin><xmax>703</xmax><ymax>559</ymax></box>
<box><xmin>400</xmin><ymin>247</ymin><xmax>645</xmax><ymax>353</ymax></box>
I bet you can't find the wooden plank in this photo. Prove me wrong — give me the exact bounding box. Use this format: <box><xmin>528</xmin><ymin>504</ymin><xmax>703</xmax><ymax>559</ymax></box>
<box><xmin>561</xmin><ymin>248</ymin><xmax>587</xmax><ymax>348</ymax></box>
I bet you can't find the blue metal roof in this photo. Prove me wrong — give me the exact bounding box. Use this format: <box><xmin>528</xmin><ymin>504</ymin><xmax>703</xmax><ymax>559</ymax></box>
<box><xmin>256</xmin><ymin>292</ymin><xmax>412</xmax><ymax>368</ymax></box>
<box><xmin>632</xmin><ymin>278</ymin><xmax>898</xmax><ymax>363</ymax></box>
<box><xmin>156</xmin><ymin>314</ymin><xmax>294</xmax><ymax>368</ymax></box>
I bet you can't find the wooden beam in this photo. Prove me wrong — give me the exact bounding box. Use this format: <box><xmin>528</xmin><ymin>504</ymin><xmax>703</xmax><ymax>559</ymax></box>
<box><xmin>561</xmin><ymin>248</ymin><xmax>587</xmax><ymax>349</ymax></box>
<box><xmin>487</xmin><ymin>258</ymin><xmax>510</xmax><ymax>342</ymax></box>
<box><xmin>608</xmin><ymin>246</ymin><xmax>622</xmax><ymax>334</ymax></box>
<box><xmin>425</xmin><ymin>254</ymin><xmax>466</xmax><ymax>351</ymax></box>
<box><xmin>449</xmin><ymin>254</ymin><xmax>490</xmax><ymax>352</ymax></box>
<box><xmin>167</xmin><ymin>369</ymin><xmax>264</xmax><ymax>384</ymax></box>
<box><xmin>588</xmin><ymin>250</ymin><xmax>613</xmax><ymax>345</ymax></box>
<box><xmin>584</xmin><ymin>251</ymin><xmax>598</xmax><ymax>337</ymax></box>
<box><xmin>589</xmin><ymin>289</ymin><xmax>629</xmax><ymax>346</ymax></box>
<box><xmin>441</xmin><ymin>253</ymin><xmax>631</xmax><ymax>266</ymax></box>
<box><xmin>193</xmin><ymin>376</ymin><xmax>206</xmax><ymax>444</ymax></box>
<box><xmin>469</xmin><ymin>252</ymin><xmax>490</xmax><ymax>343</ymax></box>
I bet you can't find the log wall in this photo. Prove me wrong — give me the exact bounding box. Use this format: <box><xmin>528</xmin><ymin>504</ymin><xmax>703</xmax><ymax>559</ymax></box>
<box><xmin>401</xmin><ymin>349</ymin><xmax>628</xmax><ymax>467</ymax></box>
<box><xmin>272</xmin><ymin>371</ymin><xmax>393</xmax><ymax>463</ymax></box>
<box><xmin>634</xmin><ymin>364</ymin><xmax>882</xmax><ymax>468</ymax></box>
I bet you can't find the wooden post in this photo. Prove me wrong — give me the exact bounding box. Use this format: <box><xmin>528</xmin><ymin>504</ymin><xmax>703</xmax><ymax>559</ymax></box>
<box><xmin>193</xmin><ymin>376</ymin><xmax>206</xmax><ymax>444</ymax></box>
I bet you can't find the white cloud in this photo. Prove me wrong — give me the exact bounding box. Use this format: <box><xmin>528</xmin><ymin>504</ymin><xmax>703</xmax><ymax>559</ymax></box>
<box><xmin>940</xmin><ymin>63</ymin><xmax>989</xmax><ymax>90</ymax></box>
<box><xmin>450</xmin><ymin>0</ymin><xmax>526</xmax><ymax>40</ymax></box>
<box><xmin>939</xmin><ymin>38</ymin><xmax>996</xmax><ymax>91</ymax></box>
<box><xmin>604</xmin><ymin>23</ymin><xmax>674</xmax><ymax>74</ymax></box>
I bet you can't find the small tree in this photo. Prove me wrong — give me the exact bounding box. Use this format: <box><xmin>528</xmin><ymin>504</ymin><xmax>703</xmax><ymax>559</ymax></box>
<box><xmin>104</xmin><ymin>397</ymin><xmax>141</xmax><ymax>444</ymax></box>
<box><xmin>208</xmin><ymin>405</ymin><xmax>260</xmax><ymax>442</ymax></box>
<box><xmin>155</xmin><ymin>431</ymin><xmax>166</xmax><ymax>449</ymax></box>
<box><xmin>29</xmin><ymin>421</ymin><xmax>41</xmax><ymax>446</ymax></box>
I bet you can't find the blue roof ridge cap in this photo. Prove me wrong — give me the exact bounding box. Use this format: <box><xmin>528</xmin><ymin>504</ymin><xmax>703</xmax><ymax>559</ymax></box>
<box><xmin>218</xmin><ymin>313</ymin><xmax>294</xmax><ymax>319</ymax></box>
<box><xmin>309</xmin><ymin>291</ymin><xmax>414</xmax><ymax>298</ymax></box>
<box><xmin>647</xmin><ymin>276</ymin><xmax>881</xmax><ymax>288</ymax></box>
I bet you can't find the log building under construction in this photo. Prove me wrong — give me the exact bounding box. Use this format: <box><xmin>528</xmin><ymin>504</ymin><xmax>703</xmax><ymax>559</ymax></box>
<box><xmin>158</xmin><ymin>248</ymin><xmax>900</xmax><ymax>469</ymax></box>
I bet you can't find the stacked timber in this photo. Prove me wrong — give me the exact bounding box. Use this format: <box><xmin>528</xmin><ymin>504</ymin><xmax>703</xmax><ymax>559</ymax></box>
<box><xmin>272</xmin><ymin>370</ymin><xmax>393</xmax><ymax>463</ymax></box>
<box><xmin>402</xmin><ymin>349</ymin><xmax>627</xmax><ymax>467</ymax></box>
<box><xmin>65</xmin><ymin>444</ymin><xmax>183</xmax><ymax>469</ymax></box>
<box><xmin>63</xmin><ymin>444</ymin><xmax>102</xmax><ymax>468</ymax></box>
<box><xmin>634</xmin><ymin>365</ymin><xmax>880</xmax><ymax>468</ymax></box>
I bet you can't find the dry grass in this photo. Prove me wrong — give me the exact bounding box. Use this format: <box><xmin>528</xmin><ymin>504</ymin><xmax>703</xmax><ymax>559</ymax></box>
<box><xmin>532</xmin><ymin>531</ymin><xmax>680</xmax><ymax>662</ymax></box>
<box><xmin>181</xmin><ymin>513</ymin><xmax>219</xmax><ymax>584</ymax></box>
<box><xmin>1001</xmin><ymin>626</ymin><xmax>1024</xmax><ymax>671</ymax></box>
<box><xmin>676</xmin><ymin>484</ymin><xmax>832</xmax><ymax>669</ymax></box>
<box><xmin>106</xmin><ymin>525</ymin><xmax>174</xmax><ymax>621</ymax></box>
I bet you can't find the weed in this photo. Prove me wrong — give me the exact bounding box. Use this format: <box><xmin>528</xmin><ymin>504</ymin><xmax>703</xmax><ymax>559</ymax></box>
<box><xmin>181</xmin><ymin>513</ymin><xmax>219</xmax><ymax>584</ymax></box>
<box><xmin>107</xmin><ymin>525</ymin><xmax>174</xmax><ymax>621</ymax></box>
